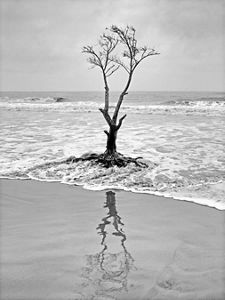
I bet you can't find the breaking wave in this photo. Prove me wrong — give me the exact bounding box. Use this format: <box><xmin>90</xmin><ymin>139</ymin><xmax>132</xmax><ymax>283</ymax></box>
<box><xmin>1</xmin><ymin>155</ymin><xmax>225</xmax><ymax>210</ymax></box>
<box><xmin>1</xmin><ymin>96</ymin><xmax>225</xmax><ymax>115</ymax></box>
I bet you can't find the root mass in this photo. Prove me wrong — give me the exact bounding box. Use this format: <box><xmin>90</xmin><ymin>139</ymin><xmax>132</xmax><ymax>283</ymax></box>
<box><xmin>66</xmin><ymin>152</ymin><xmax>149</xmax><ymax>168</ymax></box>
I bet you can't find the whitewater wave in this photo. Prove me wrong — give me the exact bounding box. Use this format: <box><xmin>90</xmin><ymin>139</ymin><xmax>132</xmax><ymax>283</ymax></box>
<box><xmin>1</xmin><ymin>156</ymin><xmax>225</xmax><ymax>210</ymax></box>
<box><xmin>0</xmin><ymin>96</ymin><xmax>73</xmax><ymax>103</ymax></box>
<box><xmin>1</xmin><ymin>97</ymin><xmax>225</xmax><ymax>115</ymax></box>
<box><xmin>164</xmin><ymin>97</ymin><xmax>225</xmax><ymax>107</ymax></box>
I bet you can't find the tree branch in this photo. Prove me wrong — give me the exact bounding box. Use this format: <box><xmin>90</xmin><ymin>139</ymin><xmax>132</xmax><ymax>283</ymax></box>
<box><xmin>112</xmin><ymin>70</ymin><xmax>133</xmax><ymax>122</ymax></box>
<box><xmin>99</xmin><ymin>108</ymin><xmax>112</xmax><ymax>125</ymax></box>
<box><xmin>109</xmin><ymin>56</ymin><xmax>129</xmax><ymax>73</ymax></box>
<box><xmin>116</xmin><ymin>114</ymin><xmax>127</xmax><ymax>130</ymax></box>
<box><xmin>82</xmin><ymin>31</ymin><xmax>120</xmax><ymax>115</ymax></box>
<box><xmin>132</xmin><ymin>49</ymin><xmax>160</xmax><ymax>71</ymax></box>
<box><xmin>102</xmin><ymin>73</ymin><xmax>109</xmax><ymax>111</ymax></box>
<box><xmin>82</xmin><ymin>46</ymin><xmax>103</xmax><ymax>69</ymax></box>
<box><xmin>106</xmin><ymin>65</ymin><xmax>120</xmax><ymax>77</ymax></box>
<box><xmin>109</xmin><ymin>25</ymin><xmax>160</xmax><ymax>123</ymax></box>
<box><xmin>82</xmin><ymin>25</ymin><xmax>159</xmax><ymax>133</ymax></box>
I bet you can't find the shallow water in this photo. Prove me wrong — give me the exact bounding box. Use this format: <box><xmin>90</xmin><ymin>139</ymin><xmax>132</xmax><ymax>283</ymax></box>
<box><xmin>1</xmin><ymin>91</ymin><xmax>225</xmax><ymax>209</ymax></box>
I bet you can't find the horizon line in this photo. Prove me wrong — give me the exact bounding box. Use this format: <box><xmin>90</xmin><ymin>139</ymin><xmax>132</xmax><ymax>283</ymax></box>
<box><xmin>1</xmin><ymin>90</ymin><xmax>225</xmax><ymax>93</ymax></box>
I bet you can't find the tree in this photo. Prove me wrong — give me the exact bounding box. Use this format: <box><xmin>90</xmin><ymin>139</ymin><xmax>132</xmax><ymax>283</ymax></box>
<box><xmin>81</xmin><ymin>25</ymin><xmax>159</xmax><ymax>167</ymax></box>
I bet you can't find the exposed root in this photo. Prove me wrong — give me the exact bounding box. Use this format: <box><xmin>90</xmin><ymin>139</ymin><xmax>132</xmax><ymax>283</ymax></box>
<box><xmin>65</xmin><ymin>152</ymin><xmax>149</xmax><ymax>168</ymax></box>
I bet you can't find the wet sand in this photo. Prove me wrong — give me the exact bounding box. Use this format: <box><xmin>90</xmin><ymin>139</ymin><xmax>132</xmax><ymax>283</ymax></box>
<box><xmin>0</xmin><ymin>179</ymin><xmax>225</xmax><ymax>300</ymax></box>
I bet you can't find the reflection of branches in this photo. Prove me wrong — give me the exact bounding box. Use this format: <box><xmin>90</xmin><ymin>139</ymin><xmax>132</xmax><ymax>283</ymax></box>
<box><xmin>96</xmin><ymin>191</ymin><xmax>132</xmax><ymax>279</ymax></box>
<box><xmin>97</xmin><ymin>191</ymin><xmax>125</xmax><ymax>248</ymax></box>
<box><xmin>78</xmin><ymin>191</ymin><xmax>135</xmax><ymax>299</ymax></box>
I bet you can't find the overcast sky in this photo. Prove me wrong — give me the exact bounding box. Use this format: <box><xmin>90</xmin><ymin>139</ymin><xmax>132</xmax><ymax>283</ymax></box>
<box><xmin>0</xmin><ymin>0</ymin><xmax>224</xmax><ymax>91</ymax></box>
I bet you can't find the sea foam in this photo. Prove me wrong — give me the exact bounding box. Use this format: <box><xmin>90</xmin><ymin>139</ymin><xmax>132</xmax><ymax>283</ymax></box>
<box><xmin>1</xmin><ymin>157</ymin><xmax>225</xmax><ymax>210</ymax></box>
<box><xmin>1</xmin><ymin>96</ymin><xmax>225</xmax><ymax>115</ymax></box>
<box><xmin>1</xmin><ymin>92</ymin><xmax>225</xmax><ymax>210</ymax></box>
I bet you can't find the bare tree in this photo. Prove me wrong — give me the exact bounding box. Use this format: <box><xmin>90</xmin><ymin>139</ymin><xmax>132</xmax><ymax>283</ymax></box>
<box><xmin>82</xmin><ymin>25</ymin><xmax>159</xmax><ymax>167</ymax></box>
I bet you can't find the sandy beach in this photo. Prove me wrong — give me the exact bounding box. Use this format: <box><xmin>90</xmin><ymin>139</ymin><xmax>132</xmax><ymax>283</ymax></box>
<box><xmin>0</xmin><ymin>179</ymin><xmax>224</xmax><ymax>300</ymax></box>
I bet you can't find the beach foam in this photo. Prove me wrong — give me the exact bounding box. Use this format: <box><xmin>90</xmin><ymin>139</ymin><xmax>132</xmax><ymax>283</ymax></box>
<box><xmin>1</xmin><ymin>157</ymin><xmax>224</xmax><ymax>210</ymax></box>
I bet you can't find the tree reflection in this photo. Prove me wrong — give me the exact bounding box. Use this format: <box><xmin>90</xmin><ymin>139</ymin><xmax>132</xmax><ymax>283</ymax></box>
<box><xmin>80</xmin><ymin>191</ymin><xmax>135</xmax><ymax>299</ymax></box>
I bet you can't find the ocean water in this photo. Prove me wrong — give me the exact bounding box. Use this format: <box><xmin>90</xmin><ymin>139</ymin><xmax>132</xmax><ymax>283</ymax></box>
<box><xmin>1</xmin><ymin>91</ymin><xmax>225</xmax><ymax>210</ymax></box>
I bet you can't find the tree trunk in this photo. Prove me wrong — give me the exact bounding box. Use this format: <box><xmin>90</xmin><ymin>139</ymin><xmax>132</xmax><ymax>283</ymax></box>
<box><xmin>106</xmin><ymin>125</ymin><xmax>118</xmax><ymax>155</ymax></box>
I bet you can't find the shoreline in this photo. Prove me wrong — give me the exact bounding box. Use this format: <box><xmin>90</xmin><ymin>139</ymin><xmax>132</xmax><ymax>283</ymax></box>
<box><xmin>1</xmin><ymin>176</ymin><xmax>224</xmax><ymax>211</ymax></box>
<box><xmin>1</xmin><ymin>179</ymin><xmax>225</xmax><ymax>299</ymax></box>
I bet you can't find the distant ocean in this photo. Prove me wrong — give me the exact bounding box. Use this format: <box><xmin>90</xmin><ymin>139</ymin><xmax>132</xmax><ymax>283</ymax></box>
<box><xmin>1</xmin><ymin>91</ymin><xmax>225</xmax><ymax>210</ymax></box>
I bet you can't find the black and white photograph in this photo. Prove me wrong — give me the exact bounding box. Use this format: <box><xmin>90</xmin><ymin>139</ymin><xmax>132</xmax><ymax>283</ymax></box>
<box><xmin>0</xmin><ymin>0</ymin><xmax>225</xmax><ymax>299</ymax></box>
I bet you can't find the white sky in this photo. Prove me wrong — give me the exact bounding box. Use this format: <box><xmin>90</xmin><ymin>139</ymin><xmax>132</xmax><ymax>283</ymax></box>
<box><xmin>0</xmin><ymin>0</ymin><xmax>224</xmax><ymax>91</ymax></box>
